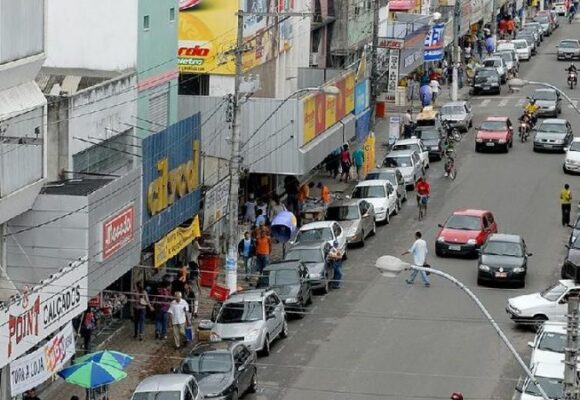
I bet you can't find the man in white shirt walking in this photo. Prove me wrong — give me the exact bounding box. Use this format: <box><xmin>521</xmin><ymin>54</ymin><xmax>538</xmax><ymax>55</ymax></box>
<box><xmin>401</xmin><ymin>231</ymin><xmax>430</xmax><ymax>287</ymax></box>
<box><xmin>168</xmin><ymin>291</ymin><xmax>190</xmax><ymax>349</ymax></box>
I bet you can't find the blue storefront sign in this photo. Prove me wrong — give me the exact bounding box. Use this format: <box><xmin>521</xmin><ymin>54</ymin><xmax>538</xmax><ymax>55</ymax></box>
<box><xmin>355</xmin><ymin>80</ymin><xmax>370</xmax><ymax>115</ymax></box>
<box><xmin>142</xmin><ymin>114</ymin><xmax>202</xmax><ymax>248</ymax></box>
<box><xmin>424</xmin><ymin>23</ymin><xmax>445</xmax><ymax>62</ymax></box>
<box><xmin>355</xmin><ymin>108</ymin><xmax>372</xmax><ymax>141</ymax></box>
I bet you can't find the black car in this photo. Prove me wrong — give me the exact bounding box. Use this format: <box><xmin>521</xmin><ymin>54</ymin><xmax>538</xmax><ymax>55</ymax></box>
<box><xmin>177</xmin><ymin>342</ymin><xmax>257</xmax><ymax>400</ymax></box>
<box><xmin>562</xmin><ymin>235</ymin><xmax>580</xmax><ymax>279</ymax></box>
<box><xmin>414</xmin><ymin>126</ymin><xmax>445</xmax><ymax>160</ymax></box>
<box><xmin>568</xmin><ymin>215</ymin><xmax>580</xmax><ymax>246</ymax></box>
<box><xmin>472</xmin><ymin>68</ymin><xmax>501</xmax><ymax>95</ymax></box>
<box><xmin>477</xmin><ymin>233</ymin><xmax>531</xmax><ymax>287</ymax></box>
<box><xmin>256</xmin><ymin>260</ymin><xmax>312</xmax><ymax>318</ymax></box>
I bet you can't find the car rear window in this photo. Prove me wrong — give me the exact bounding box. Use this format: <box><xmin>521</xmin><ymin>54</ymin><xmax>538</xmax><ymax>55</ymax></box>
<box><xmin>480</xmin><ymin>121</ymin><xmax>507</xmax><ymax>131</ymax></box>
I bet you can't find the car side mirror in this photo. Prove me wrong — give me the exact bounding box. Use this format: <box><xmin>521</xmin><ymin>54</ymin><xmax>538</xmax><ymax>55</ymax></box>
<box><xmin>267</xmin><ymin>312</ymin><xmax>276</xmax><ymax>320</ymax></box>
<box><xmin>565</xmin><ymin>244</ymin><xmax>570</xmax><ymax>249</ymax></box>
<box><xmin>437</xmin><ymin>223</ymin><xmax>443</xmax><ymax>228</ymax></box>
<box><xmin>565</xmin><ymin>147</ymin><xmax>569</xmax><ymax>151</ymax></box>
<box><xmin>528</xmin><ymin>252</ymin><xmax>533</xmax><ymax>257</ymax></box>
<box><xmin>237</xmin><ymin>364</ymin><xmax>246</xmax><ymax>372</ymax></box>
<box><xmin>171</xmin><ymin>367</ymin><xmax>178</xmax><ymax>373</ymax></box>
<box><xmin>515</xmin><ymin>377</ymin><xmax>525</xmax><ymax>393</ymax></box>
<box><xmin>527</xmin><ymin>341</ymin><xmax>534</xmax><ymax>348</ymax></box>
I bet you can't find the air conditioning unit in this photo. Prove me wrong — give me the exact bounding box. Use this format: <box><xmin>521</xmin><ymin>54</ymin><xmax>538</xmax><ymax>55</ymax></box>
<box><xmin>309</xmin><ymin>52</ymin><xmax>319</xmax><ymax>66</ymax></box>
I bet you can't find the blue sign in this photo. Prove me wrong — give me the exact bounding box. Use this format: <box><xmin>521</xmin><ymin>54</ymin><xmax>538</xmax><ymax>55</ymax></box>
<box><xmin>142</xmin><ymin>114</ymin><xmax>202</xmax><ymax>248</ymax></box>
<box><xmin>355</xmin><ymin>108</ymin><xmax>372</xmax><ymax>141</ymax></box>
<box><xmin>424</xmin><ymin>23</ymin><xmax>445</xmax><ymax>61</ymax></box>
<box><xmin>355</xmin><ymin>80</ymin><xmax>369</xmax><ymax>115</ymax></box>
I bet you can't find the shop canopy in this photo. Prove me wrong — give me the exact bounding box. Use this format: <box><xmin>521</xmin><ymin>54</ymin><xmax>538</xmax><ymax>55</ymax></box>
<box><xmin>389</xmin><ymin>0</ymin><xmax>416</xmax><ymax>10</ymax></box>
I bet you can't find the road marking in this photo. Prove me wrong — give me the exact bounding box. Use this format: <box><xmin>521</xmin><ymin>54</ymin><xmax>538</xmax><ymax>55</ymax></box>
<box><xmin>480</xmin><ymin>99</ymin><xmax>491</xmax><ymax>107</ymax></box>
<box><xmin>498</xmin><ymin>98</ymin><xmax>509</xmax><ymax>107</ymax></box>
<box><xmin>569</xmin><ymin>100</ymin><xmax>579</xmax><ymax>108</ymax></box>
<box><xmin>276</xmin><ymin>344</ymin><xmax>286</xmax><ymax>353</ymax></box>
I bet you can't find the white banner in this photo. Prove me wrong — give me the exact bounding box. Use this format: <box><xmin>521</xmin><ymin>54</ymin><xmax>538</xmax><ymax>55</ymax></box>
<box><xmin>0</xmin><ymin>259</ymin><xmax>88</xmax><ymax>368</ymax></box>
<box><xmin>387</xmin><ymin>51</ymin><xmax>400</xmax><ymax>94</ymax></box>
<box><xmin>10</xmin><ymin>322</ymin><xmax>76</xmax><ymax>396</ymax></box>
<box><xmin>203</xmin><ymin>178</ymin><xmax>230</xmax><ymax>230</ymax></box>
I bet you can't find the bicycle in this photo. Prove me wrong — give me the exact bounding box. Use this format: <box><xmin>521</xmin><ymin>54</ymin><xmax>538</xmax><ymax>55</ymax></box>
<box><xmin>444</xmin><ymin>153</ymin><xmax>457</xmax><ymax>180</ymax></box>
<box><xmin>418</xmin><ymin>195</ymin><xmax>428</xmax><ymax>220</ymax></box>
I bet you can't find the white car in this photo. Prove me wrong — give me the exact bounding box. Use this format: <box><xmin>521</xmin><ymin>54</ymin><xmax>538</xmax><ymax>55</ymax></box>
<box><xmin>563</xmin><ymin>138</ymin><xmax>580</xmax><ymax>174</ymax></box>
<box><xmin>512</xmin><ymin>39</ymin><xmax>532</xmax><ymax>61</ymax></box>
<box><xmin>528</xmin><ymin>322</ymin><xmax>566</xmax><ymax>366</ymax></box>
<box><xmin>553</xmin><ymin>1</ymin><xmax>567</xmax><ymax>15</ymax></box>
<box><xmin>516</xmin><ymin>362</ymin><xmax>564</xmax><ymax>400</ymax></box>
<box><xmin>506</xmin><ymin>280</ymin><xmax>580</xmax><ymax>328</ymax></box>
<box><xmin>391</xmin><ymin>138</ymin><xmax>430</xmax><ymax>170</ymax></box>
<box><xmin>482</xmin><ymin>56</ymin><xmax>507</xmax><ymax>83</ymax></box>
<box><xmin>382</xmin><ymin>150</ymin><xmax>423</xmax><ymax>190</ymax></box>
<box><xmin>132</xmin><ymin>374</ymin><xmax>203</xmax><ymax>400</ymax></box>
<box><xmin>351</xmin><ymin>180</ymin><xmax>399</xmax><ymax>224</ymax></box>
<box><xmin>291</xmin><ymin>221</ymin><xmax>347</xmax><ymax>256</ymax></box>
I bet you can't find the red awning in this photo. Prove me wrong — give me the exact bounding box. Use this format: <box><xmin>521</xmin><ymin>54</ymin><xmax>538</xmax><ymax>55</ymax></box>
<box><xmin>389</xmin><ymin>0</ymin><xmax>416</xmax><ymax>10</ymax></box>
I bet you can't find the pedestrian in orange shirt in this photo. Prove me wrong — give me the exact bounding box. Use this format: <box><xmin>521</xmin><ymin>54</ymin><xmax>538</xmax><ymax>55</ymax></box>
<box><xmin>318</xmin><ymin>182</ymin><xmax>331</xmax><ymax>205</ymax></box>
<box><xmin>255</xmin><ymin>230</ymin><xmax>271</xmax><ymax>274</ymax></box>
<box><xmin>298</xmin><ymin>182</ymin><xmax>315</xmax><ymax>211</ymax></box>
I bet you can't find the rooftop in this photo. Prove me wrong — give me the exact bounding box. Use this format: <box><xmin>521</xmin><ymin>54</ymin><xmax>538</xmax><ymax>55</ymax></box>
<box><xmin>36</xmin><ymin>67</ymin><xmax>133</xmax><ymax>96</ymax></box>
<box><xmin>41</xmin><ymin>179</ymin><xmax>113</xmax><ymax>196</ymax></box>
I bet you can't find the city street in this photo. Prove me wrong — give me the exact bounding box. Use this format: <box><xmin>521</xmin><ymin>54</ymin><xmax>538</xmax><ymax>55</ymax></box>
<box><xmin>247</xmin><ymin>20</ymin><xmax>579</xmax><ymax>400</ymax></box>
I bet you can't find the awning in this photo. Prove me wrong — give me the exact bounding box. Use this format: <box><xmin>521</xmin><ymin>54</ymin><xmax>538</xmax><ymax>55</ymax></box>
<box><xmin>389</xmin><ymin>0</ymin><xmax>416</xmax><ymax>11</ymax></box>
<box><xmin>0</xmin><ymin>81</ymin><xmax>46</xmax><ymax>119</ymax></box>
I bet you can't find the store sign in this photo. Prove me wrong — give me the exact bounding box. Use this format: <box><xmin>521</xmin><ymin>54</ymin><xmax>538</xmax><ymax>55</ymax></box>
<box><xmin>142</xmin><ymin>115</ymin><xmax>202</xmax><ymax>248</ymax></box>
<box><xmin>302</xmin><ymin>71</ymin><xmax>355</xmax><ymax>145</ymax></box>
<box><xmin>101</xmin><ymin>204</ymin><xmax>134</xmax><ymax>260</ymax></box>
<box><xmin>154</xmin><ymin>215</ymin><xmax>201</xmax><ymax>268</ymax></box>
<box><xmin>203</xmin><ymin>178</ymin><xmax>230</xmax><ymax>230</ymax></box>
<box><xmin>355</xmin><ymin>80</ymin><xmax>370</xmax><ymax>115</ymax></box>
<box><xmin>0</xmin><ymin>261</ymin><xmax>88</xmax><ymax>369</ymax></box>
<box><xmin>387</xmin><ymin>51</ymin><xmax>400</xmax><ymax>95</ymax></box>
<box><xmin>424</xmin><ymin>23</ymin><xmax>445</xmax><ymax>61</ymax></box>
<box><xmin>10</xmin><ymin>322</ymin><xmax>76</xmax><ymax>396</ymax></box>
<box><xmin>377</xmin><ymin>38</ymin><xmax>404</xmax><ymax>49</ymax></box>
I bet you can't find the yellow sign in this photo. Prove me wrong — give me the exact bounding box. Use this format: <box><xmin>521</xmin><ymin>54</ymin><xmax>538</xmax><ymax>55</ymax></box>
<box><xmin>147</xmin><ymin>140</ymin><xmax>200</xmax><ymax>216</ymax></box>
<box><xmin>303</xmin><ymin>94</ymin><xmax>316</xmax><ymax>144</ymax></box>
<box><xmin>154</xmin><ymin>215</ymin><xmax>201</xmax><ymax>268</ymax></box>
<box><xmin>325</xmin><ymin>95</ymin><xmax>337</xmax><ymax>130</ymax></box>
<box><xmin>363</xmin><ymin>133</ymin><xmax>376</xmax><ymax>175</ymax></box>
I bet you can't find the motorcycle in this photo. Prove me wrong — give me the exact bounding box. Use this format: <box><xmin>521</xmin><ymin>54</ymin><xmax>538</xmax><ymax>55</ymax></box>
<box><xmin>569</xmin><ymin>70</ymin><xmax>577</xmax><ymax>89</ymax></box>
<box><xmin>519</xmin><ymin>120</ymin><xmax>530</xmax><ymax>142</ymax></box>
<box><xmin>442</xmin><ymin>120</ymin><xmax>462</xmax><ymax>143</ymax></box>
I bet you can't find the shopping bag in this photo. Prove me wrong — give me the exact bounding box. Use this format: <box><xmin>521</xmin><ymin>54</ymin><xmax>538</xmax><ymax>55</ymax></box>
<box><xmin>185</xmin><ymin>325</ymin><xmax>194</xmax><ymax>342</ymax></box>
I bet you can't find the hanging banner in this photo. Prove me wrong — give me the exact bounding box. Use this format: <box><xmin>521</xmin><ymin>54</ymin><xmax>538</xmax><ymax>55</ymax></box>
<box><xmin>470</xmin><ymin>0</ymin><xmax>484</xmax><ymax>24</ymax></box>
<box><xmin>363</xmin><ymin>133</ymin><xmax>376</xmax><ymax>175</ymax></box>
<box><xmin>399</xmin><ymin>27</ymin><xmax>428</xmax><ymax>75</ymax></box>
<box><xmin>424</xmin><ymin>23</ymin><xmax>445</xmax><ymax>61</ymax></box>
<box><xmin>203</xmin><ymin>178</ymin><xmax>230</xmax><ymax>230</ymax></box>
<box><xmin>387</xmin><ymin>51</ymin><xmax>400</xmax><ymax>95</ymax></box>
<box><xmin>154</xmin><ymin>215</ymin><xmax>201</xmax><ymax>268</ymax></box>
<box><xmin>460</xmin><ymin>0</ymin><xmax>472</xmax><ymax>35</ymax></box>
<box><xmin>10</xmin><ymin>323</ymin><xmax>76</xmax><ymax>396</ymax></box>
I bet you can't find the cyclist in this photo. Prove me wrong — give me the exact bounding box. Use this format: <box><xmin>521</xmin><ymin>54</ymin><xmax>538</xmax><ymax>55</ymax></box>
<box><xmin>415</xmin><ymin>176</ymin><xmax>431</xmax><ymax>207</ymax></box>
<box><xmin>567</xmin><ymin>63</ymin><xmax>578</xmax><ymax>74</ymax></box>
<box><xmin>444</xmin><ymin>151</ymin><xmax>456</xmax><ymax>177</ymax></box>
<box><xmin>523</xmin><ymin>98</ymin><xmax>539</xmax><ymax>127</ymax></box>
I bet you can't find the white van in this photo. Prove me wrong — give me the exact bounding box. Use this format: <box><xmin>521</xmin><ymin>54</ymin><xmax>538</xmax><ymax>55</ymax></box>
<box><xmin>131</xmin><ymin>374</ymin><xmax>203</xmax><ymax>400</ymax></box>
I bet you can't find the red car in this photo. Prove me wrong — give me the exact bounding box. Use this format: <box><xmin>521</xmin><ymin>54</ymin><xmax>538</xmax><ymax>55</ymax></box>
<box><xmin>475</xmin><ymin>116</ymin><xmax>514</xmax><ymax>153</ymax></box>
<box><xmin>436</xmin><ymin>209</ymin><xmax>498</xmax><ymax>257</ymax></box>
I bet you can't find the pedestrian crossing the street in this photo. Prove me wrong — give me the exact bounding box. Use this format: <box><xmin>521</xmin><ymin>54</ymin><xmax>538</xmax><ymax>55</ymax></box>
<box><xmin>470</xmin><ymin>96</ymin><xmax>580</xmax><ymax>109</ymax></box>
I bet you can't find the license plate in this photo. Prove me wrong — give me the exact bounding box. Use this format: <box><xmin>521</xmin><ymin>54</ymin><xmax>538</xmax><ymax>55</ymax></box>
<box><xmin>486</xmin><ymin>142</ymin><xmax>495</xmax><ymax>146</ymax></box>
<box><xmin>495</xmin><ymin>272</ymin><xmax>508</xmax><ymax>278</ymax></box>
<box><xmin>544</xmin><ymin>144</ymin><xmax>553</xmax><ymax>148</ymax></box>
<box><xmin>449</xmin><ymin>245</ymin><xmax>461</xmax><ymax>251</ymax></box>
<box><xmin>483</xmin><ymin>86</ymin><xmax>490</xmax><ymax>90</ymax></box>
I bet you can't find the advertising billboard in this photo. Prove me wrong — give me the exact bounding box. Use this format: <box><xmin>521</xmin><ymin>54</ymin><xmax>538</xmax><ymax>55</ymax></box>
<box><xmin>424</xmin><ymin>23</ymin><xmax>445</xmax><ymax>61</ymax></box>
<box><xmin>101</xmin><ymin>203</ymin><xmax>135</xmax><ymax>261</ymax></box>
<box><xmin>142</xmin><ymin>114</ymin><xmax>202</xmax><ymax>248</ymax></box>
<box><xmin>355</xmin><ymin>79</ymin><xmax>370</xmax><ymax>115</ymax></box>
<box><xmin>302</xmin><ymin>71</ymin><xmax>355</xmax><ymax>145</ymax></box>
<box><xmin>399</xmin><ymin>27</ymin><xmax>428</xmax><ymax>75</ymax></box>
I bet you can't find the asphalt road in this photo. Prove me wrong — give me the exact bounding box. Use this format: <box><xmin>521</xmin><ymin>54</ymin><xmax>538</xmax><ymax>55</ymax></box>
<box><xmin>247</xmin><ymin>19</ymin><xmax>580</xmax><ymax>400</ymax></box>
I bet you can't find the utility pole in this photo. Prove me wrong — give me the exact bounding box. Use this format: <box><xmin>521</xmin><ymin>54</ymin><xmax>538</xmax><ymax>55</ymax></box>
<box><xmin>369</xmin><ymin>0</ymin><xmax>380</xmax><ymax>132</ymax></box>
<box><xmin>564</xmin><ymin>295</ymin><xmax>579</xmax><ymax>400</ymax></box>
<box><xmin>491</xmin><ymin>0</ymin><xmax>498</xmax><ymax>40</ymax></box>
<box><xmin>451</xmin><ymin>0</ymin><xmax>461</xmax><ymax>101</ymax></box>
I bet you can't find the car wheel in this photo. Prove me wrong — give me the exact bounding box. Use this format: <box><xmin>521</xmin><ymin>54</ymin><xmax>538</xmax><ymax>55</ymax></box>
<box><xmin>435</xmin><ymin>247</ymin><xmax>444</xmax><ymax>257</ymax></box>
<box><xmin>296</xmin><ymin>303</ymin><xmax>305</xmax><ymax>319</ymax></box>
<box><xmin>475</xmin><ymin>145</ymin><xmax>480</xmax><ymax>153</ymax></box>
<box><xmin>510</xmin><ymin>139</ymin><xmax>513</xmax><ymax>148</ymax></box>
<box><xmin>280</xmin><ymin>320</ymin><xmax>289</xmax><ymax>338</ymax></box>
<box><xmin>321</xmin><ymin>272</ymin><xmax>330</xmax><ymax>294</ymax></box>
<box><xmin>342</xmin><ymin>248</ymin><xmax>348</xmax><ymax>260</ymax></box>
<box><xmin>231</xmin><ymin>390</ymin><xmax>239</xmax><ymax>400</ymax></box>
<box><xmin>395</xmin><ymin>200</ymin><xmax>401</xmax><ymax>215</ymax></box>
<box><xmin>403</xmin><ymin>190</ymin><xmax>408</xmax><ymax>202</ymax></box>
<box><xmin>306</xmin><ymin>289</ymin><xmax>313</xmax><ymax>305</ymax></box>
<box><xmin>477</xmin><ymin>277</ymin><xmax>484</xmax><ymax>286</ymax></box>
<box><xmin>469</xmin><ymin>120</ymin><xmax>473</xmax><ymax>129</ymax></box>
<box><xmin>564</xmin><ymin>164</ymin><xmax>570</xmax><ymax>174</ymax></box>
<box><xmin>505</xmin><ymin>144</ymin><xmax>509</xmax><ymax>153</ymax></box>
<box><xmin>533</xmin><ymin>315</ymin><xmax>548</xmax><ymax>331</ymax></box>
<box><xmin>248</xmin><ymin>372</ymin><xmax>258</xmax><ymax>393</ymax></box>
<box><xmin>385</xmin><ymin>210</ymin><xmax>390</xmax><ymax>225</ymax></box>
<box><xmin>360</xmin><ymin>231</ymin><xmax>365</xmax><ymax>246</ymax></box>
<box><xmin>370</xmin><ymin>220</ymin><xmax>377</xmax><ymax>236</ymax></box>
<box><xmin>260</xmin><ymin>335</ymin><xmax>270</xmax><ymax>356</ymax></box>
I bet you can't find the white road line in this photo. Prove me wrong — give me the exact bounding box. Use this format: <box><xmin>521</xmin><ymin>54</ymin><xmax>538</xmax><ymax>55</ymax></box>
<box><xmin>569</xmin><ymin>100</ymin><xmax>579</xmax><ymax>108</ymax></box>
<box><xmin>498</xmin><ymin>98</ymin><xmax>509</xmax><ymax>107</ymax></box>
<box><xmin>480</xmin><ymin>99</ymin><xmax>491</xmax><ymax>107</ymax></box>
<box><xmin>275</xmin><ymin>344</ymin><xmax>286</xmax><ymax>353</ymax></box>
<box><xmin>516</xmin><ymin>98</ymin><xmax>526</xmax><ymax>106</ymax></box>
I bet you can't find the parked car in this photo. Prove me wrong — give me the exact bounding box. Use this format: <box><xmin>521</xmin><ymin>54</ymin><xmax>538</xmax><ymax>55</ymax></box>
<box><xmin>496</xmin><ymin>40</ymin><xmax>516</xmax><ymax>53</ymax></box>
<box><xmin>176</xmin><ymin>342</ymin><xmax>257</xmax><ymax>400</ymax></box>
<box><xmin>440</xmin><ymin>101</ymin><xmax>473</xmax><ymax>132</ymax></box>
<box><xmin>325</xmin><ymin>199</ymin><xmax>376</xmax><ymax>246</ymax></box>
<box><xmin>436</xmin><ymin>209</ymin><xmax>498</xmax><ymax>257</ymax></box>
<box><xmin>482</xmin><ymin>56</ymin><xmax>507</xmax><ymax>83</ymax></box>
<box><xmin>522</xmin><ymin>22</ymin><xmax>543</xmax><ymax>43</ymax></box>
<box><xmin>472</xmin><ymin>68</ymin><xmax>502</xmax><ymax>95</ymax></box>
<box><xmin>210</xmin><ymin>289</ymin><xmax>288</xmax><ymax>356</ymax></box>
<box><xmin>511</xmin><ymin>39</ymin><xmax>532</xmax><ymax>61</ymax></box>
<box><xmin>351</xmin><ymin>180</ymin><xmax>398</xmax><ymax>224</ymax></box>
<box><xmin>476</xmin><ymin>233</ymin><xmax>531</xmax><ymax>287</ymax></box>
<box><xmin>257</xmin><ymin>260</ymin><xmax>312</xmax><ymax>318</ymax></box>
<box><xmin>291</xmin><ymin>221</ymin><xmax>347</xmax><ymax>257</ymax></box>
<box><xmin>561</xmin><ymin>234</ymin><xmax>580</xmax><ymax>280</ymax></box>
<box><xmin>496</xmin><ymin>50</ymin><xmax>519</xmax><ymax>76</ymax></box>
<box><xmin>475</xmin><ymin>116</ymin><xmax>514</xmax><ymax>152</ymax></box>
<box><xmin>553</xmin><ymin>1</ymin><xmax>567</xmax><ymax>15</ymax></box>
<box><xmin>284</xmin><ymin>242</ymin><xmax>331</xmax><ymax>293</ymax></box>
<box><xmin>506</xmin><ymin>280</ymin><xmax>580</xmax><ymax>327</ymax></box>
<box><xmin>533</xmin><ymin>118</ymin><xmax>574</xmax><ymax>152</ymax></box>
<box><xmin>528</xmin><ymin>322</ymin><xmax>567</xmax><ymax>366</ymax></box>
<box><xmin>533</xmin><ymin>13</ymin><xmax>553</xmax><ymax>35</ymax></box>
<box><xmin>567</xmin><ymin>215</ymin><xmax>580</xmax><ymax>247</ymax></box>
<box><xmin>414</xmin><ymin>126</ymin><xmax>445</xmax><ymax>160</ymax></box>
<box><xmin>382</xmin><ymin>150</ymin><xmax>423</xmax><ymax>189</ymax></box>
<box><xmin>391</xmin><ymin>138</ymin><xmax>430</xmax><ymax>170</ymax></box>
<box><xmin>556</xmin><ymin>39</ymin><xmax>580</xmax><ymax>60</ymax></box>
<box><xmin>563</xmin><ymin>138</ymin><xmax>580</xmax><ymax>174</ymax></box>
<box><xmin>364</xmin><ymin>168</ymin><xmax>408</xmax><ymax>203</ymax></box>
<box><xmin>549</xmin><ymin>9</ymin><xmax>560</xmax><ymax>28</ymax></box>
<box><xmin>132</xmin><ymin>374</ymin><xmax>203</xmax><ymax>400</ymax></box>
<box><xmin>516</xmin><ymin>33</ymin><xmax>537</xmax><ymax>54</ymax></box>
<box><xmin>515</xmin><ymin>362</ymin><xmax>564</xmax><ymax>400</ymax></box>
<box><xmin>532</xmin><ymin>88</ymin><xmax>561</xmax><ymax>117</ymax></box>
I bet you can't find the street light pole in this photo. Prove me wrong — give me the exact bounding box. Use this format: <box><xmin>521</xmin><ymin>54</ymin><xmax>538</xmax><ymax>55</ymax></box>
<box><xmin>452</xmin><ymin>0</ymin><xmax>461</xmax><ymax>102</ymax></box>
<box><xmin>375</xmin><ymin>256</ymin><xmax>551</xmax><ymax>400</ymax></box>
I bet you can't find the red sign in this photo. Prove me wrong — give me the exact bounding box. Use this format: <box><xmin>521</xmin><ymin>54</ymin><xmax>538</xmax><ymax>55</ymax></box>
<box><xmin>102</xmin><ymin>204</ymin><xmax>134</xmax><ymax>260</ymax></box>
<box><xmin>8</xmin><ymin>297</ymin><xmax>41</xmax><ymax>357</ymax></box>
<box><xmin>315</xmin><ymin>93</ymin><xmax>326</xmax><ymax>134</ymax></box>
<box><xmin>377</xmin><ymin>38</ymin><xmax>405</xmax><ymax>49</ymax></box>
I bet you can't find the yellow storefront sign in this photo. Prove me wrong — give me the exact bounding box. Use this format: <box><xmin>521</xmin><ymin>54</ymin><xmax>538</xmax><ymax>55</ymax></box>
<box><xmin>154</xmin><ymin>215</ymin><xmax>201</xmax><ymax>268</ymax></box>
<box><xmin>303</xmin><ymin>94</ymin><xmax>316</xmax><ymax>144</ymax></box>
<box><xmin>363</xmin><ymin>133</ymin><xmax>376</xmax><ymax>175</ymax></box>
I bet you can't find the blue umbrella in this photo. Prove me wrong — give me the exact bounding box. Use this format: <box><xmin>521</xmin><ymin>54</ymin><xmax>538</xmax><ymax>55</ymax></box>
<box><xmin>58</xmin><ymin>361</ymin><xmax>127</xmax><ymax>388</ymax></box>
<box><xmin>74</xmin><ymin>350</ymin><xmax>133</xmax><ymax>369</ymax></box>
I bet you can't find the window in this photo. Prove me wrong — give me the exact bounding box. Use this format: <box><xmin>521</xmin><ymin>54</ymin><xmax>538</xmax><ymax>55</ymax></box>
<box><xmin>144</xmin><ymin>15</ymin><xmax>150</xmax><ymax>30</ymax></box>
<box><xmin>149</xmin><ymin>90</ymin><xmax>169</xmax><ymax>132</ymax></box>
<box><xmin>179</xmin><ymin>74</ymin><xmax>210</xmax><ymax>95</ymax></box>
<box><xmin>170</xmin><ymin>7</ymin><xmax>176</xmax><ymax>22</ymax></box>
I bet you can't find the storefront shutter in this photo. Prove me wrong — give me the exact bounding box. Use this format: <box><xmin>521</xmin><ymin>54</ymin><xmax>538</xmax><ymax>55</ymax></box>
<box><xmin>149</xmin><ymin>90</ymin><xmax>169</xmax><ymax>132</ymax></box>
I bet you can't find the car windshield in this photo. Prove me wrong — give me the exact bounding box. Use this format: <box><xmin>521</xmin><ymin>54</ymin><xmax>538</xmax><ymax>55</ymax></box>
<box><xmin>366</xmin><ymin>171</ymin><xmax>396</xmax><ymax>183</ymax></box>
<box><xmin>513</xmin><ymin>41</ymin><xmax>527</xmax><ymax>49</ymax></box>
<box><xmin>476</xmin><ymin>69</ymin><xmax>497</xmax><ymax>77</ymax></box>
<box><xmin>285</xmin><ymin>248</ymin><xmax>324</xmax><ymax>263</ymax></box>
<box><xmin>537</xmin><ymin>332</ymin><xmax>566</xmax><ymax>353</ymax></box>
<box><xmin>483</xmin><ymin>241</ymin><xmax>523</xmax><ymax>257</ymax></box>
<box><xmin>560</xmin><ymin>40</ymin><xmax>580</xmax><ymax>48</ymax></box>
<box><xmin>445</xmin><ymin>215</ymin><xmax>481</xmax><ymax>230</ymax></box>
<box><xmin>533</xmin><ymin>91</ymin><xmax>557</xmax><ymax>101</ymax></box>
<box><xmin>480</xmin><ymin>121</ymin><xmax>507</xmax><ymax>131</ymax></box>
<box><xmin>569</xmin><ymin>142</ymin><xmax>580</xmax><ymax>152</ymax></box>
<box><xmin>182</xmin><ymin>352</ymin><xmax>233</xmax><ymax>374</ymax></box>
<box><xmin>133</xmin><ymin>392</ymin><xmax>181</xmax><ymax>400</ymax></box>
<box><xmin>384</xmin><ymin>156</ymin><xmax>412</xmax><ymax>168</ymax></box>
<box><xmin>418</xmin><ymin>129</ymin><xmax>440</xmax><ymax>139</ymax></box>
<box><xmin>441</xmin><ymin>105</ymin><xmax>465</xmax><ymax>115</ymax></box>
<box><xmin>258</xmin><ymin>269</ymin><xmax>299</xmax><ymax>287</ymax></box>
<box><xmin>525</xmin><ymin>376</ymin><xmax>564</xmax><ymax>398</ymax></box>
<box><xmin>296</xmin><ymin>228</ymin><xmax>333</xmax><ymax>242</ymax></box>
<box><xmin>392</xmin><ymin>143</ymin><xmax>420</xmax><ymax>153</ymax></box>
<box><xmin>498</xmin><ymin>52</ymin><xmax>513</xmax><ymax>62</ymax></box>
<box><xmin>534</xmin><ymin>16</ymin><xmax>549</xmax><ymax>23</ymax></box>
<box><xmin>539</xmin><ymin>123</ymin><xmax>567</xmax><ymax>133</ymax></box>
<box><xmin>483</xmin><ymin>59</ymin><xmax>500</xmax><ymax>67</ymax></box>
<box><xmin>540</xmin><ymin>282</ymin><xmax>568</xmax><ymax>301</ymax></box>
<box><xmin>352</xmin><ymin>185</ymin><xmax>386</xmax><ymax>198</ymax></box>
<box><xmin>216</xmin><ymin>301</ymin><xmax>263</xmax><ymax>323</ymax></box>
<box><xmin>326</xmin><ymin>205</ymin><xmax>360</xmax><ymax>221</ymax></box>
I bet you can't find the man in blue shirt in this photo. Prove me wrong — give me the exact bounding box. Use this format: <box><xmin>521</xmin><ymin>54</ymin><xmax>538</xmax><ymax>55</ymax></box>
<box><xmin>255</xmin><ymin>209</ymin><xmax>267</xmax><ymax>227</ymax></box>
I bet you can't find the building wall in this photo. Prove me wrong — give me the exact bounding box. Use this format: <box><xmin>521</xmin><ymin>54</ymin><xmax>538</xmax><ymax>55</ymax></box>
<box><xmin>0</xmin><ymin>0</ymin><xmax>44</xmax><ymax>65</ymax></box>
<box><xmin>347</xmin><ymin>0</ymin><xmax>374</xmax><ymax>49</ymax></box>
<box><xmin>209</xmin><ymin>75</ymin><xmax>235</xmax><ymax>97</ymax></box>
<box><xmin>44</xmin><ymin>0</ymin><xmax>138</xmax><ymax>71</ymax></box>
